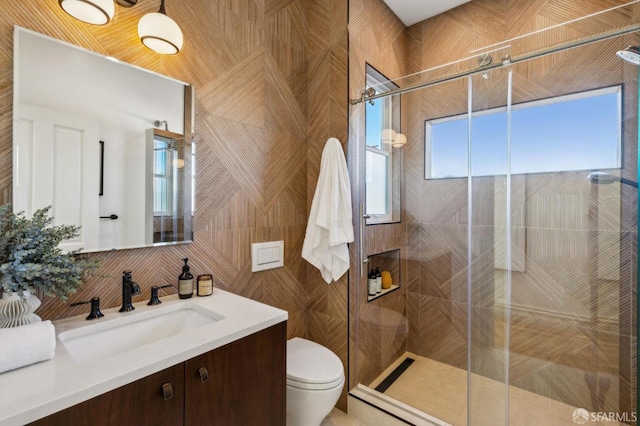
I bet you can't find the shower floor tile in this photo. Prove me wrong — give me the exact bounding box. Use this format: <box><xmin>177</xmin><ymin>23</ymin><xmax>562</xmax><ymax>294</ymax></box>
<box><xmin>369</xmin><ymin>353</ymin><xmax>627</xmax><ymax>426</ymax></box>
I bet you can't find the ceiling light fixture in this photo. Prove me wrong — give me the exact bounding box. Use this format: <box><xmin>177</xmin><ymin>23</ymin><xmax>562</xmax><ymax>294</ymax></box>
<box><xmin>138</xmin><ymin>0</ymin><xmax>183</xmax><ymax>55</ymax></box>
<box><xmin>58</xmin><ymin>0</ymin><xmax>115</xmax><ymax>25</ymax></box>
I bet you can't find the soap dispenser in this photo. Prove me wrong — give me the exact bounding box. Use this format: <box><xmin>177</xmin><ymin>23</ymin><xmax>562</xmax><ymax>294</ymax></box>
<box><xmin>178</xmin><ymin>258</ymin><xmax>194</xmax><ymax>299</ymax></box>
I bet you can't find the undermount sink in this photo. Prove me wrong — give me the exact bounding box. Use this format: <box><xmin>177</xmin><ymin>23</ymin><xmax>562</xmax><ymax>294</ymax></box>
<box><xmin>58</xmin><ymin>302</ymin><xmax>224</xmax><ymax>364</ymax></box>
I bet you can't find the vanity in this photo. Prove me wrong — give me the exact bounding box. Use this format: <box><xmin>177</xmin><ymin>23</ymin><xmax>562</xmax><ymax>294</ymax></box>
<box><xmin>0</xmin><ymin>290</ymin><xmax>288</xmax><ymax>426</ymax></box>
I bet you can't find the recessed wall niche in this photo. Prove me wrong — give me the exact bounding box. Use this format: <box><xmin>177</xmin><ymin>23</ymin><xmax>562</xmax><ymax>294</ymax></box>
<box><xmin>367</xmin><ymin>249</ymin><xmax>400</xmax><ymax>302</ymax></box>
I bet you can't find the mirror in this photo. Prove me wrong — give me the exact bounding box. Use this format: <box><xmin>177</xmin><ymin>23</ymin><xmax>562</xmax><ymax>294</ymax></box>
<box><xmin>13</xmin><ymin>26</ymin><xmax>194</xmax><ymax>252</ymax></box>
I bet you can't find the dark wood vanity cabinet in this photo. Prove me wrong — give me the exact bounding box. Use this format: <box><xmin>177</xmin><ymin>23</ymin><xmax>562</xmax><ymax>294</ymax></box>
<box><xmin>185</xmin><ymin>321</ymin><xmax>287</xmax><ymax>425</ymax></box>
<box><xmin>30</xmin><ymin>363</ymin><xmax>185</xmax><ymax>426</ymax></box>
<box><xmin>30</xmin><ymin>322</ymin><xmax>286</xmax><ymax>426</ymax></box>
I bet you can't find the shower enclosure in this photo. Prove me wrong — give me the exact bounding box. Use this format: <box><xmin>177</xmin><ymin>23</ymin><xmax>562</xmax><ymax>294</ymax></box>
<box><xmin>348</xmin><ymin>3</ymin><xmax>639</xmax><ymax>425</ymax></box>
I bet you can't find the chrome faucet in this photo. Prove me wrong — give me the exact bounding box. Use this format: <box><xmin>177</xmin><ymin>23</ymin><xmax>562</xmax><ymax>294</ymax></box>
<box><xmin>119</xmin><ymin>270</ymin><xmax>141</xmax><ymax>312</ymax></box>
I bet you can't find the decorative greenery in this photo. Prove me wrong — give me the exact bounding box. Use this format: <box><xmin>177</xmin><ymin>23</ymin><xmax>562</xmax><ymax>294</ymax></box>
<box><xmin>0</xmin><ymin>204</ymin><xmax>101</xmax><ymax>301</ymax></box>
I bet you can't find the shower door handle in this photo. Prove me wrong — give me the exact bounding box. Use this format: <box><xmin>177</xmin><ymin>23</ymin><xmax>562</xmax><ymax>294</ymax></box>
<box><xmin>360</xmin><ymin>203</ymin><xmax>370</xmax><ymax>277</ymax></box>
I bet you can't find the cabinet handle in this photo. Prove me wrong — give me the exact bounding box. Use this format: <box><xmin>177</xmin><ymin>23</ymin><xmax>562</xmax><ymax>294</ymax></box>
<box><xmin>162</xmin><ymin>383</ymin><xmax>174</xmax><ymax>400</ymax></box>
<box><xmin>198</xmin><ymin>367</ymin><xmax>209</xmax><ymax>383</ymax></box>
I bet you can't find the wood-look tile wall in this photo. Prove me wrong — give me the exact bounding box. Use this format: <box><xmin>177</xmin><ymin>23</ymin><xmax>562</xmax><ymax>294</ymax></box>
<box><xmin>348</xmin><ymin>0</ymin><xmax>409</xmax><ymax>388</ymax></box>
<box><xmin>305</xmin><ymin>0</ymin><xmax>350</xmax><ymax>411</ymax></box>
<box><xmin>0</xmin><ymin>1</ymin><xmax>350</xmax><ymax>406</ymax></box>
<box><xmin>348</xmin><ymin>0</ymin><xmax>639</xmax><ymax>418</ymax></box>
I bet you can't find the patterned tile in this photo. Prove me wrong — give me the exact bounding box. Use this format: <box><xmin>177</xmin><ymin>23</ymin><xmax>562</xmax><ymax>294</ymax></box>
<box><xmin>3</xmin><ymin>0</ymin><xmax>350</xmax><ymax>355</ymax></box>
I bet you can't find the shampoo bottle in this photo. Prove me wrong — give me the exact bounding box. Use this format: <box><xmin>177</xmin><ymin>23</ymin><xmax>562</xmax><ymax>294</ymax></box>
<box><xmin>375</xmin><ymin>268</ymin><xmax>382</xmax><ymax>293</ymax></box>
<box><xmin>368</xmin><ymin>270</ymin><xmax>377</xmax><ymax>296</ymax></box>
<box><xmin>178</xmin><ymin>258</ymin><xmax>194</xmax><ymax>299</ymax></box>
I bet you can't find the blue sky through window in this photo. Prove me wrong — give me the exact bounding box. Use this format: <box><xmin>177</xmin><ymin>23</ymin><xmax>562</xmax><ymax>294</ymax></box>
<box><xmin>426</xmin><ymin>86</ymin><xmax>621</xmax><ymax>179</ymax></box>
<box><xmin>366</xmin><ymin>100</ymin><xmax>383</xmax><ymax>149</ymax></box>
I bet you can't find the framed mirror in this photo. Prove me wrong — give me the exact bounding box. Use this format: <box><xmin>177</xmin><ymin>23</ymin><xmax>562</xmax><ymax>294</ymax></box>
<box><xmin>13</xmin><ymin>26</ymin><xmax>194</xmax><ymax>252</ymax></box>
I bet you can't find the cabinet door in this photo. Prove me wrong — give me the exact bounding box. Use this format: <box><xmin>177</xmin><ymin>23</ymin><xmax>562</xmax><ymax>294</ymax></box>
<box><xmin>29</xmin><ymin>363</ymin><xmax>184</xmax><ymax>426</ymax></box>
<box><xmin>184</xmin><ymin>321</ymin><xmax>286</xmax><ymax>426</ymax></box>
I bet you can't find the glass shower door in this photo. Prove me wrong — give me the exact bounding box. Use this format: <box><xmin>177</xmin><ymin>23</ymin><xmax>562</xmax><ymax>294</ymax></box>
<box><xmin>467</xmin><ymin>65</ymin><xmax>513</xmax><ymax>426</ymax></box>
<box><xmin>468</xmin><ymin>32</ymin><xmax>639</xmax><ymax>425</ymax></box>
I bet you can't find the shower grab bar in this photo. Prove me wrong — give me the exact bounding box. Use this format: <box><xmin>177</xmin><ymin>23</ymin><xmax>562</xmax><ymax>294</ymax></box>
<box><xmin>360</xmin><ymin>202</ymin><xmax>370</xmax><ymax>278</ymax></box>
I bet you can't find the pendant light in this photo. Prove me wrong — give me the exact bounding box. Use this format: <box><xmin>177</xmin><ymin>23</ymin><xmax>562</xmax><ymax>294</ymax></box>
<box><xmin>392</xmin><ymin>133</ymin><xmax>407</xmax><ymax>148</ymax></box>
<box><xmin>381</xmin><ymin>129</ymin><xmax>396</xmax><ymax>146</ymax></box>
<box><xmin>58</xmin><ymin>0</ymin><xmax>115</xmax><ymax>25</ymax></box>
<box><xmin>138</xmin><ymin>0</ymin><xmax>183</xmax><ymax>54</ymax></box>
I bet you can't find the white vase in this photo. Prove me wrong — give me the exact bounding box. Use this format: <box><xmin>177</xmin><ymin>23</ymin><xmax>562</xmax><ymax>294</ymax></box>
<box><xmin>0</xmin><ymin>289</ymin><xmax>42</xmax><ymax>328</ymax></box>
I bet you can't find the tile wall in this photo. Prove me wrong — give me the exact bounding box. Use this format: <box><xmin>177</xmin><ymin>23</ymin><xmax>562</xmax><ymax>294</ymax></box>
<box><xmin>0</xmin><ymin>0</ymin><xmax>350</xmax><ymax>409</ymax></box>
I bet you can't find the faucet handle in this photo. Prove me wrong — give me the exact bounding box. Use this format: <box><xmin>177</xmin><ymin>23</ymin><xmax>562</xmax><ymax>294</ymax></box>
<box><xmin>70</xmin><ymin>297</ymin><xmax>104</xmax><ymax>320</ymax></box>
<box><xmin>148</xmin><ymin>285</ymin><xmax>173</xmax><ymax>305</ymax></box>
<box><xmin>124</xmin><ymin>271</ymin><xmax>141</xmax><ymax>294</ymax></box>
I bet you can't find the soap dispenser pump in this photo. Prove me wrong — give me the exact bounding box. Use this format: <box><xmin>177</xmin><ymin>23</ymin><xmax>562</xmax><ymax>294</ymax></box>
<box><xmin>178</xmin><ymin>258</ymin><xmax>194</xmax><ymax>299</ymax></box>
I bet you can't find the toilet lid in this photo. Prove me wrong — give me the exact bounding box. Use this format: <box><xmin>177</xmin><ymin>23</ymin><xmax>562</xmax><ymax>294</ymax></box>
<box><xmin>287</xmin><ymin>337</ymin><xmax>344</xmax><ymax>385</ymax></box>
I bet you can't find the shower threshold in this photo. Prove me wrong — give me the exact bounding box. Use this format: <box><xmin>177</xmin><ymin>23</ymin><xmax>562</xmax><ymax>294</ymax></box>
<box><xmin>349</xmin><ymin>384</ymin><xmax>451</xmax><ymax>426</ymax></box>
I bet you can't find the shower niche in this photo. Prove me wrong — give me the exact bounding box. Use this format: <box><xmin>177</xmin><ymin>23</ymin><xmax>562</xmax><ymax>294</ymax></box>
<box><xmin>367</xmin><ymin>249</ymin><xmax>400</xmax><ymax>301</ymax></box>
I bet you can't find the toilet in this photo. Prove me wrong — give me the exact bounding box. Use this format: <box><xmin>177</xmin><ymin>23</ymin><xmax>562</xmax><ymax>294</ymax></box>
<box><xmin>286</xmin><ymin>337</ymin><xmax>345</xmax><ymax>426</ymax></box>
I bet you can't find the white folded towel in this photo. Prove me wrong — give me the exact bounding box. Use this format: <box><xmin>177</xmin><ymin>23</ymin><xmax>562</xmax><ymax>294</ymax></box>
<box><xmin>0</xmin><ymin>321</ymin><xmax>56</xmax><ymax>374</ymax></box>
<box><xmin>302</xmin><ymin>137</ymin><xmax>354</xmax><ymax>283</ymax></box>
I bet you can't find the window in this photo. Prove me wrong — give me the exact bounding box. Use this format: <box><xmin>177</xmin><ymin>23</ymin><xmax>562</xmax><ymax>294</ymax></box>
<box><xmin>153</xmin><ymin>135</ymin><xmax>176</xmax><ymax>215</ymax></box>
<box><xmin>365</xmin><ymin>64</ymin><xmax>401</xmax><ymax>223</ymax></box>
<box><xmin>425</xmin><ymin>86</ymin><xmax>622</xmax><ymax>179</ymax></box>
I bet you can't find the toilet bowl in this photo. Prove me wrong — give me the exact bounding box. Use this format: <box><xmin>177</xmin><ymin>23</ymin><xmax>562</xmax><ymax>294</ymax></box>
<box><xmin>287</xmin><ymin>337</ymin><xmax>345</xmax><ymax>426</ymax></box>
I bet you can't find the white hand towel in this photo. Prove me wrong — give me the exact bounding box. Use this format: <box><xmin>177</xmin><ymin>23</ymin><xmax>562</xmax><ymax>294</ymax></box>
<box><xmin>302</xmin><ymin>137</ymin><xmax>354</xmax><ymax>283</ymax></box>
<box><xmin>0</xmin><ymin>321</ymin><xmax>56</xmax><ymax>374</ymax></box>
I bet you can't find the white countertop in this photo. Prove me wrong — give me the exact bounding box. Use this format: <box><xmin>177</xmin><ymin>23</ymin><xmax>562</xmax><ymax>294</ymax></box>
<box><xmin>0</xmin><ymin>289</ymin><xmax>288</xmax><ymax>426</ymax></box>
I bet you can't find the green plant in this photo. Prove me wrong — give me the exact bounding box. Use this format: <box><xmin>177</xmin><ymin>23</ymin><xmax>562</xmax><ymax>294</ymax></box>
<box><xmin>0</xmin><ymin>204</ymin><xmax>101</xmax><ymax>301</ymax></box>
